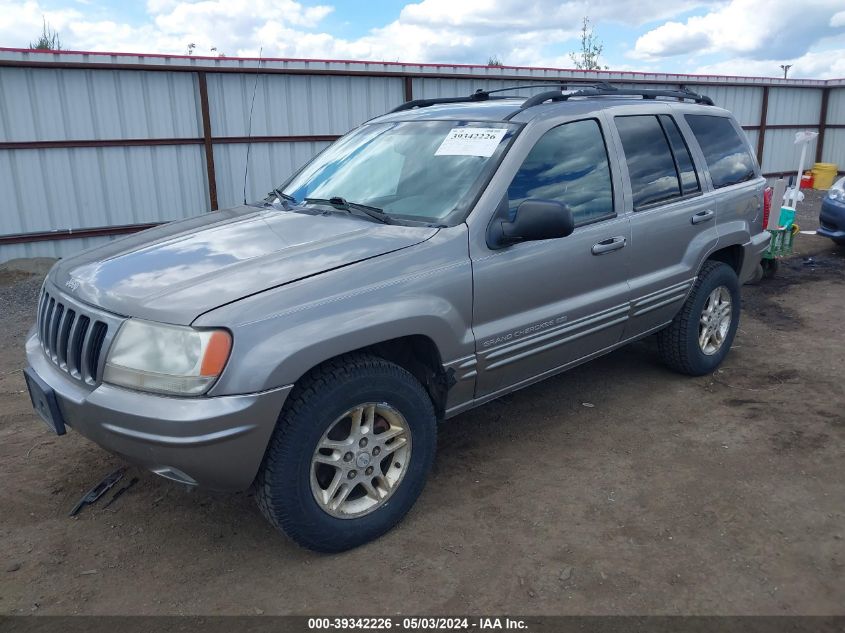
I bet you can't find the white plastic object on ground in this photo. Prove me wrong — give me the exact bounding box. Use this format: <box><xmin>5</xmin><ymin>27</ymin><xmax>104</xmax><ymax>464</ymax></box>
<box><xmin>788</xmin><ymin>131</ymin><xmax>819</xmax><ymax>208</ymax></box>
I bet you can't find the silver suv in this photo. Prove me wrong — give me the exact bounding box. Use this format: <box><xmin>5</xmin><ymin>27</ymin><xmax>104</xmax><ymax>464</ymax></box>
<box><xmin>24</xmin><ymin>84</ymin><xmax>771</xmax><ymax>551</ymax></box>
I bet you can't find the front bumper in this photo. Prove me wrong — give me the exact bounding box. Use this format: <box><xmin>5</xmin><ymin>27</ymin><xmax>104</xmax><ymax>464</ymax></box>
<box><xmin>818</xmin><ymin>196</ymin><xmax>845</xmax><ymax>244</ymax></box>
<box><xmin>25</xmin><ymin>330</ymin><xmax>292</xmax><ymax>491</ymax></box>
<box><xmin>739</xmin><ymin>230</ymin><xmax>772</xmax><ymax>283</ymax></box>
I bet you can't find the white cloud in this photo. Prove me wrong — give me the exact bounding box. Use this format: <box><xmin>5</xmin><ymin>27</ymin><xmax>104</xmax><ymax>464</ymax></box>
<box><xmin>693</xmin><ymin>46</ymin><xmax>845</xmax><ymax>79</ymax></box>
<box><xmin>0</xmin><ymin>0</ymin><xmax>82</xmax><ymax>43</ymax></box>
<box><xmin>633</xmin><ymin>0</ymin><xmax>845</xmax><ymax>61</ymax></box>
<box><xmin>0</xmin><ymin>0</ymin><xmax>335</xmax><ymax>56</ymax></box>
<box><xmin>1</xmin><ymin>0</ymin><xmax>843</xmax><ymax>78</ymax></box>
<box><xmin>1</xmin><ymin>0</ymin><xmax>717</xmax><ymax>62</ymax></box>
<box><xmin>398</xmin><ymin>0</ymin><xmax>719</xmax><ymax>31</ymax></box>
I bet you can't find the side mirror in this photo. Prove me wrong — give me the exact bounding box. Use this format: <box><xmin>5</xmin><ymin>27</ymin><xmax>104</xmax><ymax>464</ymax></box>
<box><xmin>488</xmin><ymin>199</ymin><xmax>575</xmax><ymax>249</ymax></box>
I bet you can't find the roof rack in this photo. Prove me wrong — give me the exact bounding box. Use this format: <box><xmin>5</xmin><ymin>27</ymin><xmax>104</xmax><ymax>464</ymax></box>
<box><xmin>388</xmin><ymin>82</ymin><xmax>614</xmax><ymax>113</ymax></box>
<box><xmin>388</xmin><ymin>82</ymin><xmax>713</xmax><ymax>114</ymax></box>
<box><xmin>517</xmin><ymin>85</ymin><xmax>714</xmax><ymax>110</ymax></box>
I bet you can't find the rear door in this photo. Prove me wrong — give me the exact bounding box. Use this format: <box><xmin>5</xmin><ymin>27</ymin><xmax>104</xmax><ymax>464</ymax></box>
<box><xmin>683</xmin><ymin>113</ymin><xmax>762</xmax><ymax>243</ymax></box>
<box><xmin>609</xmin><ymin>110</ymin><xmax>717</xmax><ymax>337</ymax></box>
<box><xmin>470</xmin><ymin>117</ymin><xmax>632</xmax><ymax>398</ymax></box>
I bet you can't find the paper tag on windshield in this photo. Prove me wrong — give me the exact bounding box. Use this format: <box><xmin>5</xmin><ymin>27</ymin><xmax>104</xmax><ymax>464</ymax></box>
<box><xmin>435</xmin><ymin>127</ymin><xmax>507</xmax><ymax>157</ymax></box>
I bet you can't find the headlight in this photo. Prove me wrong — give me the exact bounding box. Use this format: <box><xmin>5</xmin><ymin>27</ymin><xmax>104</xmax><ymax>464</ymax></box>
<box><xmin>828</xmin><ymin>177</ymin><xmax>845</xmax><ymax>202</ymax></box>
<box><xmin>104</xmin><ymin>319</ymin><xmax>232</xmax><ymax>396</ymax></box>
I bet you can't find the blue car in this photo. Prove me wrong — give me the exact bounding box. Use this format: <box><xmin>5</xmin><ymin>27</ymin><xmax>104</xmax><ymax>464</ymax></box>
<box><xmin>818</xmin><ymin>176</ymin><xmax>845</xmax><ymax>245</ymax></box>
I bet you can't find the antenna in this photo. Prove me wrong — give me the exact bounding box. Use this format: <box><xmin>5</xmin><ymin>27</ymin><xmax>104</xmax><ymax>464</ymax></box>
<box><xmin>243</xmin><ymin>47</ymin><xmax>263</xmax><ymax>204</ymax></box>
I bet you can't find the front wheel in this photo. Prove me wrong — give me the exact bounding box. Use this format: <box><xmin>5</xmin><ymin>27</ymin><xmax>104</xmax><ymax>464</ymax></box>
<box><xmin>255</xmin><ymin>354</ymin><xmax>437</xmax><ymax>552</ymax></box>
<box><xmin>657</xmin><ymin>261</ymin><xmax>741</xmax><ymax>376</ymax></box>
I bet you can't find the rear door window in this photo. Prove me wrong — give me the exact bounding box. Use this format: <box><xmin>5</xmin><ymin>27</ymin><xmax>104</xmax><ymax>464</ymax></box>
<box><xmin>615</xmin><ymin>115</ymin><xmax>681</xmax><ymax>210</ymax></box>
<box><xmin>507</xmin><ymin>118</ymin><xmax>614</xmax><ymax>226</ymax></box>
<box><xmin>659</xmin><ymin>114</ymin><xmax>701</xmax><ymax>195</ymax></box>
<box><xmin>685</xmin><ymin>114</ymin><xmax>756</xmax><ymax>188</ymax></box>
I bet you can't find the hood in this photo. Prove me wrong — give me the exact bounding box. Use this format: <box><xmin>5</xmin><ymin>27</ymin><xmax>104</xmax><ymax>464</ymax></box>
<box><xmin>51</xmin><ymin>206</ymin><xmax>438</xmax><ymax>324</ymax></box>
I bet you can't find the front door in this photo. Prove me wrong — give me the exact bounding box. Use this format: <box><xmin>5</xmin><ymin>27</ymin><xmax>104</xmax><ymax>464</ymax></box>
<box><xmin>471</xmin><ymin>117</ymin><xmax>632</xmax><ymax>399</ymax></box>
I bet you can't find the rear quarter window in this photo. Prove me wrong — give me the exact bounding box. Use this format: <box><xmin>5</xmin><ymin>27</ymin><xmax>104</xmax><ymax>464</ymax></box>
<box><xmin>685</xmin><ymin>115</ymin><xmax>756</xmax><ymax>189</ymax></box>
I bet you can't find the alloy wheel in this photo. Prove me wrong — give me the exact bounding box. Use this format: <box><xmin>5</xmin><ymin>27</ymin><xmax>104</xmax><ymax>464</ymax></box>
<box><xmin>310</xmin><ymin>403</ymin><xmax>411</xmax><ymax>519</ymax></box>
<box><xmin>698</xmin><ymin>286</ymin><xmax>732</xmax><ymax>355</ymax></box>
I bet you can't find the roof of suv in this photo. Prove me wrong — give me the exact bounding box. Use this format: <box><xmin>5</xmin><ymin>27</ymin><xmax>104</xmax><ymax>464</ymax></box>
<box><xmin>374</xmin><ymin>85</ymin><xmax>726</xmax><ymax>125</ymax></box>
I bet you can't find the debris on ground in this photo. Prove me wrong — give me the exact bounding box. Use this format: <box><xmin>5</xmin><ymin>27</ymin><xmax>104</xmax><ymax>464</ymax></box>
<box><xmin>69</xmin><ymin>467</ymin><xmax>127</xmax><ymax>517</ymax></box>
<box><xmin>103</xmin><ymin>477</ymin><xmax>139</xmax><ymax>509</ymax></box>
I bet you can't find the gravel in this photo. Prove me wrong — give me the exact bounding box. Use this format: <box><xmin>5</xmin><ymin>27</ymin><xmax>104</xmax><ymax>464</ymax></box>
<box><xmin>0</xmin><ymin>267</ymin><xmax>48</xmax><ymax>375</ymax></box>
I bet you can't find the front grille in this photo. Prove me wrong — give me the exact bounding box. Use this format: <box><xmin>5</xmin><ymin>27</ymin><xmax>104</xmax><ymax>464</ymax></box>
<box><xmin>37</xmin><ymin>290</ymin><xmax>110</xmax><ymax>385</ymax></box>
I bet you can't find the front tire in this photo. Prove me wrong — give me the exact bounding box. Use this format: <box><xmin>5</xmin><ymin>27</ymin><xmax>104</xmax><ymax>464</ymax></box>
<box><xmin>255</xmin><ymin>354</ymin><xmax>437</xmax><ymax>552</ymax></box>
<box><xmin>657</xmin><ymin>261</ymin><xmax>741</xmax><ymax>376</ymax></box>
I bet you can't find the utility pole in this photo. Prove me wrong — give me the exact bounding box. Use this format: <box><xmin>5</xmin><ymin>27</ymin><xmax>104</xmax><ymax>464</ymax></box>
<box><xmin>780</xmin><ymin>64</ymin><xmax>792</xmax><ymax>79</ymax></box>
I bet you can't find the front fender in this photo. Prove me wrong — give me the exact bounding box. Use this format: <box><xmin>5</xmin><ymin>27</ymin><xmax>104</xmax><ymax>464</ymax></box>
<box><xmin>197</xmin><ymin>228</ymin><xmax>474</xmax><ymax>397</ymax></box>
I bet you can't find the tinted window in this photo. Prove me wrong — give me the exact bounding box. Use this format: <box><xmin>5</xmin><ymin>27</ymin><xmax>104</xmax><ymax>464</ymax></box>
<box><xmin>685</xmin><ymin>114</ymin><xmax>756</xmax><ymax>189</ymax></box>
<box><xmin>507</xmin><ymin>119</ymin><xmax>614</xmax><ymax>226</ymax></box>
<box><xmin>615</xmin><ymin>115</ymin><xmax>681</xmax><ymax>209</ymax></box>
<box><xmin>659</xmin><ymin>114</ymin><xmax>700</xmax><ymax>195</ymax></box>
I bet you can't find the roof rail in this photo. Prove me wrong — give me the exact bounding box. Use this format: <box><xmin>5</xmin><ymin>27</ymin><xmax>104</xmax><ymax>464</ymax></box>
<box><xmin>516</xmin><ymin>85</ymin><xmax>714</xmax><ymax>111</ymax></box>
<box><xmin>389</xmin><ymin>94</ymin><xmax>503</xmax><ymax>113</ymax></box>
<box><xmin>388</xmin><ymin>82</ymin><xmax>616</xmax><ymax>113</ymax></box>
<box><xmin>388</xmin><ymin>82</ymin><xmax>714</xmax><ymax>115</ymax></box>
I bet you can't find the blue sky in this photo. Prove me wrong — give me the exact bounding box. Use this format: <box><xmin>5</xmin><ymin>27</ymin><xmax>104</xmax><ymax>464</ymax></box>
<box><xmin>2</xmin><ymin>0</ymin><xmax>844</xmax><ymax>78</ymax></box>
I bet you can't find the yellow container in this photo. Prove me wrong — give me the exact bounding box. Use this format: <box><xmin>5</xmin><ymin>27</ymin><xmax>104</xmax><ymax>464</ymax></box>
<box><xmin>812</xmin><ymin>162</ymin><xmax>838</xmax><ymax>190</ymax></box>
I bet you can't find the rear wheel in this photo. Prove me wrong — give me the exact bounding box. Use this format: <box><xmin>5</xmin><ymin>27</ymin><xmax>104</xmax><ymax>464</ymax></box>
<box><xmin>657</xmin><ymin>261</ymin><xmax>740</xmax><ymax>376</ymax></box>
<box><xmin>255</xmin><ymin>354</ymin><xmax>437</xmax><ymax>552</ymax></box>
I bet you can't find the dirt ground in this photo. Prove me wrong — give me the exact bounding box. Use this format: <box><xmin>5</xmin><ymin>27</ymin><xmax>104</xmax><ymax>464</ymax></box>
<box><xmin>1</xmin><ymin>191</ymin><xmax>843</xmax><ymax>616</ymax></box>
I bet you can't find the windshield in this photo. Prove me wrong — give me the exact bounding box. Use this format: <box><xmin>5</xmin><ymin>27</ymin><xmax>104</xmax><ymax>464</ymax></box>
<box><xmin>279</xmin><ymin>120</ymin><xmax>518</xmax><ymax>223</ymax></box>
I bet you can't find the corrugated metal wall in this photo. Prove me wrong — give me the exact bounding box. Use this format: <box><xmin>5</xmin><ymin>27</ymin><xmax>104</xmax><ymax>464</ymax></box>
<box><xmin>825</xmin><ymin>86</ymin><xmax>845</xmax><ymax>174</ymax></box>
<box><xmin>1</xmin><ymin>48</ymin><xmax>843</xmax><ymax>262</ymax></box>
<box><xmin>206</xmin><ymin>72</ymin><xmax>403</xmax><ymax>209</ymax></box>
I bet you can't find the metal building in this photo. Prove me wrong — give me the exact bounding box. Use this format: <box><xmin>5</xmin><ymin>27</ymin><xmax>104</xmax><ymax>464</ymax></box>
<box><xmin>1</xmin><ymin>47</ymin><xmax>843</xmax><ymax>262</ymax></box>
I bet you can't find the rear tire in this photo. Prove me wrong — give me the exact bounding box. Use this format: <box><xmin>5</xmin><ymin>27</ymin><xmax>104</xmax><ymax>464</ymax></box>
<box><xmin>657</xmin><ymin>261</ymin><xmax>740</xmax><ymax>376</ymax></box>
<box><xmin>255</xmin><ymin>353</ymin><xmax>437</xmax><ymax>552</ymax></box>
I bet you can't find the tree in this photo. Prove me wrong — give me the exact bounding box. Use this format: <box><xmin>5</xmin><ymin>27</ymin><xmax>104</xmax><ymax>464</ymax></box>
<box><xmin>487</xmin><ymin>55</ymin><xmax>503</xmax><ymax>67</ymax></box>
<box><xmin>569</xmin><ymin>16</ymin><xmax>608</xmax><ymax>71</ymax></box>
<box><xmin>30</xmin><ymin>18</ymin><xmax>62</xmax><ymax>51</ymax></box>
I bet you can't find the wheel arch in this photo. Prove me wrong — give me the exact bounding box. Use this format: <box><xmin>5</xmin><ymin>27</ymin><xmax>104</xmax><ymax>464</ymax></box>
<box><xmin>705</xmin><ymin>243</ymin><xmax>744</xmax><ymax>275</ymax></box>
<box><xmin>287</xmin><ymin>335</ymin><xmax>452</xmax><ymax>419</ymax></box>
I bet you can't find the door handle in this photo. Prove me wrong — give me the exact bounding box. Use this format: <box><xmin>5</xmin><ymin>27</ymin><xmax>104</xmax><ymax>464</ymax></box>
<box><xmin>691</xmin><ymin>209</ymin><xmax>715</xmax><ymax>225</ymax></box>
<box><xmin>591</xmin><ymin>236</ymin><xmax>627</xmax><ymax>255</ymax></box>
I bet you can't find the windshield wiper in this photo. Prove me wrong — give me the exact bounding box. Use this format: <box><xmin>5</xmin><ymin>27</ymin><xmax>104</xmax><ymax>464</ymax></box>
<box><xmin>264</xmin><ymin>187</ymin><xmax>299</xmax><ymax>209</ymax></box>
<box><xmin>304</xmin><ymin>196</ymin><xmax>393</xmax><ymax>224</ymax></box>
